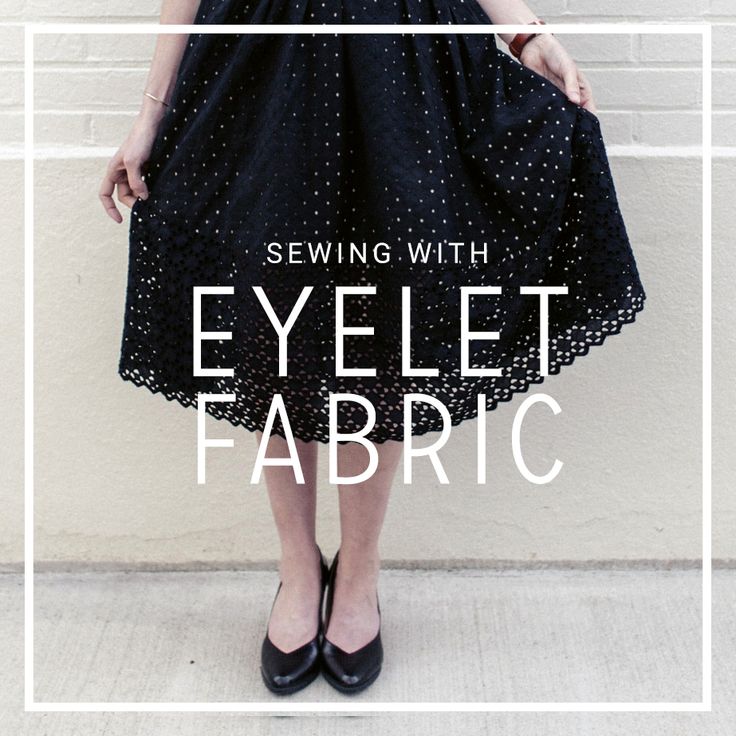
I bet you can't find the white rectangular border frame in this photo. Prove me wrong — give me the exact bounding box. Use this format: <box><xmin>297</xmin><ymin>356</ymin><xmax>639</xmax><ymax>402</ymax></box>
<box><xmin>24</xmin><ymin>22</ymin><xmax>712</xmax><ymax>713</ymax></box>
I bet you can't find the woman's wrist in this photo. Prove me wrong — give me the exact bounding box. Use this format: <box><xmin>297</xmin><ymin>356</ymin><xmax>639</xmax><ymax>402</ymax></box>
<box><xmin>473</xmin><ymin>0</ymin><xmax>539</xmax><ymax>44</ymax></box>
<box><xmin>137</xmin><ymin>93</ymin><xmax>170</xmax><ymax>126</ymax></box>
<box><xmin>508</xmin><ymin>19</ymin><xmax>549</xmax><ymax>59</ymax></box>
<box><xmin>518</xmin><ymin>31</ymin><xmax>554</xmax><ymax>62</ymax></box>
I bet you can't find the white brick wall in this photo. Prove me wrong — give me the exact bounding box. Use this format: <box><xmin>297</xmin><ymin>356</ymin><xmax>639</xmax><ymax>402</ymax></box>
<box><xmin>0</xmin><ymin>1</ymin><xmax>732</xmax><ymax>148</ymax></box>
<box><xmin>1</xmin><ymin>4</ymin><xmax>733</xmax><ymax>565</ymax></box>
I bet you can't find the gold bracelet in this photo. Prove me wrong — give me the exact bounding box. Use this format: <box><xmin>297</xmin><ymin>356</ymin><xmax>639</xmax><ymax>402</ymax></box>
<box><xmin>143</xmin><ymin>91</ymin><xmax>170</xmax><ymax>107</ymax></box>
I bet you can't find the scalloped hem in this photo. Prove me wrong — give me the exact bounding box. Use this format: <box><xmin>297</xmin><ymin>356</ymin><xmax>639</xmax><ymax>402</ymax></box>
<box><xmin>117</xmin><ymin>290</ymin><xmax>646</xmax><ymax>445</ymax></box>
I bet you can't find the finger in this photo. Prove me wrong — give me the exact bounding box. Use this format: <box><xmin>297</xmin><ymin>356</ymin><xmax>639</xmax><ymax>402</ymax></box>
<box><xmin>98</xmin><ymin>173</ymin><xmax>123</xmax><ymax>223</ymax></box>
<box><xmin>579</xmin><ymin>72</ymin><xmax>597</xmax><ymax>113</ymax></box>
<box><xmin>563</xmin><ymin>63</ymin><xmax>581</xmax><ymax>105</ymax></box>
<box><xmin>116</xmin><ymin>179</ymin><xmax>138</xmax><ymax>210</ymax></box>
<box><xmin>123</xmin><ymin>154</ymin><xmax>149</xmax><ymax>200</ymax></box>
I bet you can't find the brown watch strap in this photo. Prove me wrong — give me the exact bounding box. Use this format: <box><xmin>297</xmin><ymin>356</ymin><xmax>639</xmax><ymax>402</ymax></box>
<box><xmin>509</xmin><ymin>19</ymin><xmax>547</xmax><ymax>59</ymax></box>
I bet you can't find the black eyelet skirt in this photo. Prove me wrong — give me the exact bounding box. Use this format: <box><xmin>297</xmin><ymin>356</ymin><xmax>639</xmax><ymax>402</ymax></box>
<box><xmin>118</xmin><ymin>0</ymin><xmax>647</xmax><ymax>443</ymax></box>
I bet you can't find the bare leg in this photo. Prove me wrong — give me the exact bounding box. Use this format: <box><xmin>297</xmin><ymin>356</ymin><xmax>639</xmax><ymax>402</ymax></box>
<box><xmin>256</xmin><ymin>430</ymin><xmax>322</xmax><ymax>652</ymax></box>
<box><xmin>326</xmin><ymin>439</ymin><xmax>403</xmax><ymax>652</ymax></box>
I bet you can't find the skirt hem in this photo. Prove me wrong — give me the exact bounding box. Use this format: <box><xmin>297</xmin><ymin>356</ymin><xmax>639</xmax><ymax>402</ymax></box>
<box><xmin>117</xmin><ymin>289</ymin><xmax>647</xmax><ymax>444</ymax></box>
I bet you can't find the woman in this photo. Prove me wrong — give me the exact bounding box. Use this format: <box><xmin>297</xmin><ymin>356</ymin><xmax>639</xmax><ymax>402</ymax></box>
<box><xmin>100</xmin><ymin>0</ymin><xmax>646</xmax><ymax>696</ymax></box>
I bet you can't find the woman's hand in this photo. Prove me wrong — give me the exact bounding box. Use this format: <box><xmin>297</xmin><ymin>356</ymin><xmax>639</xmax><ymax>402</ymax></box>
<box><xmin>98</xmin><ymin>108</ymin><xmax>163</xmax><ymax>223</ymax></box>
<box><xmin>518</xmin><ymin>34</ymin><xmax>597</xmax><ymax>114</ymax></box>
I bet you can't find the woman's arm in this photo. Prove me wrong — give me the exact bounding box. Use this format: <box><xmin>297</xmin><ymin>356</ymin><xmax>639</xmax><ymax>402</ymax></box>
<box><xmin>474</xmin><ymin>0</ymin><xmax>596</xmax><ymax>113</ymax></box>
<box><xmin>99</xmin><ymin>0</ymin><xmax>200</xmax><ymax>222</ymax></box>
<box><xmin>473</xmin><ymin>0</ymin><xmax>538</xmax><ymax>45</ymax></box>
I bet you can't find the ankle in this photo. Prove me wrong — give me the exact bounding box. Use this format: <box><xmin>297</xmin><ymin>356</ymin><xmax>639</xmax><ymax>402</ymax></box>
<box><xmin>337</xmin><ymin>546</ymin><xmax>380</xmax><ymax>568</ymax></box>
<box><xmin>334</xmin><ymin>548</ymin><xmax>381</xmax><ymax>589</ymax></box>
<box><xmin>278</xmin><ymin>544</ymin><xmax>321</xmax><ymax>584</ymax></box>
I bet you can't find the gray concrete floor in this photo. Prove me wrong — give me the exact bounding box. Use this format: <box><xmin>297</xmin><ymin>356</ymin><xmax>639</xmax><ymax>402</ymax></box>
<box><xmin>1</xmin><ymin>569</ymin><xmax>734</xmax><ymax>734</ymax></box>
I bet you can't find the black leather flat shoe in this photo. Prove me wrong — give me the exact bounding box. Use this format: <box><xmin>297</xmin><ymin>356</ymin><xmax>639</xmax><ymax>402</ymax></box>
<box><xmin>320</xmin><ymin>549</ymin><xmax>383</xmax><ymax>695</ymax></box>
<box><xmin>260</xmin><ymin>544</ymin><xmax>329</xmax><ymax>695</ymax></box>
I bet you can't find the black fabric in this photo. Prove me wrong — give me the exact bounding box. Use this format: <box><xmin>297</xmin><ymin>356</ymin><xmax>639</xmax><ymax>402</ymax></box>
<box><xmin>119</xmin><ymin>0</ymin><xmax>647</xmax><ymax>443</ymax></box>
